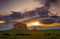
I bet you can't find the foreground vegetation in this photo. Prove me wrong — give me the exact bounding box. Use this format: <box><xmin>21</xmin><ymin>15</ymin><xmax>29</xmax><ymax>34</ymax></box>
<box><xmin>0</xmin><ymin>29</ymin><xmax>60</xmax><ymax>39</ymax></box>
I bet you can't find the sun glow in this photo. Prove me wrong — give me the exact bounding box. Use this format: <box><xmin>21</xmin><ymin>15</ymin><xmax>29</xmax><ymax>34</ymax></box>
<box><xmin>26</xmin><ymin>21</ymin><xmax>60</xmax><ymax>27</ymax></box>
<box><xmin>26</xmin><ymin>21</ymin><xmax>41</xmax><ymax>27</ymax></box>
<box><xmin>32</xmin><ymin>22</ymin><xmax>40</xmax><ymax>26</ymax></box>
<box><xmin>0</xmin><ymin>21</ymin><xmax>5</xmax><ymax>24</ymax></box>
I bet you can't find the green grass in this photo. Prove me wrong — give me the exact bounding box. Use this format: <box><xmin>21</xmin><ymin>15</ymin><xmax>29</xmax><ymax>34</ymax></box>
<box><xmin>0</xmin><ymin>29</ymin><xmax>60</xmax><ymax>39</ymax></box>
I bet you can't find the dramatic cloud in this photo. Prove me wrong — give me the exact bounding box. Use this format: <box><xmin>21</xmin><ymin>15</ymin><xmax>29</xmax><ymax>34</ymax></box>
<box><xmin>36</xmin><ymin>0</ymin><xmax>60</xmax><ymax>16</ymax></box>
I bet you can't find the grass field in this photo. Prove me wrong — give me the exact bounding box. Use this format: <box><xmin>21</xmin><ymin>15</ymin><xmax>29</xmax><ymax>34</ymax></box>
<box><xmin>0</xmin><ymin>29</ymin><xmax>60</xmax><ymax>39</ymax></box>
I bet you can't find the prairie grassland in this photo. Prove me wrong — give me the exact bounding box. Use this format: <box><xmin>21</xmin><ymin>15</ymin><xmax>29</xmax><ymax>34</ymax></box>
<box><xmin>0</xmin><ymin>30</ymin><xmax>60</xmax><ymax>39</ymax></box>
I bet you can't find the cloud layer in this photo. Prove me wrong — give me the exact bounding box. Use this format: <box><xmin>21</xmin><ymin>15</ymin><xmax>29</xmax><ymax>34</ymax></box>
<box><xmin>36</xmin><ymin>0</ymin><xmax>60</xmax><ymax>16</ymax></box>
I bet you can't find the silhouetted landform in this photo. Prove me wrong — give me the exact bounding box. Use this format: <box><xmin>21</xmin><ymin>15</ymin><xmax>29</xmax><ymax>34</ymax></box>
<box><xmin>14</xmin><ymin>22</ymin><xmax>28</xmax><ymax>30</ymax></box>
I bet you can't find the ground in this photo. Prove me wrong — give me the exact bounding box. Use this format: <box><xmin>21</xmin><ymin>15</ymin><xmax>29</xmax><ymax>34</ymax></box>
<box><xmin>0</xmin><ymin>29</ymin><xmax>60</xmax><ymax>39</ymax></box>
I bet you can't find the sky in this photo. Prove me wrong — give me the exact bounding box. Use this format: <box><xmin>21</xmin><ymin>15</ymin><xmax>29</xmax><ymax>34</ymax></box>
<box><xmin>0</xmin><ymin>0</ymin><xmax>43</xmax><ymax>15</ymax></box>
<box><xmin>0</xmin><ymin>0</ymin><xmax>60</xmax><ymax>30</ymax></box>
<box><xmin>0</xmin><ymin>0</ymin><xmax>60</xmax><ymax>16</ymax></box>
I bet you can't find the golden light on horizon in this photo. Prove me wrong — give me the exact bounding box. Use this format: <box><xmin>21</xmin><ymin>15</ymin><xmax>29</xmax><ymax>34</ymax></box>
<box><xmin>26</xmin><ymin>21</ymin><xmax>41</xmax><ymax>27</ymax></box>
<box><xmin>0</xmin><ymin>21</ymin><xmax>5</xmax><ymax>24</ymax></box>
<box><xmin>32</xmin><ymin>22</ymin><xmax>40</xmax><ymax>25</ymax></box>
<box><xmin>26</xmin><ymin>21</ymin><xmax>60</xmax><ymax>27</ymax></box>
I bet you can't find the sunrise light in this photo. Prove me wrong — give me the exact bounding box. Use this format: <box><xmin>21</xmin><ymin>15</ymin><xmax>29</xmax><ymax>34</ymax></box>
<box><xmin>26</xmin><ymin>21</ymin><xmax>41</xmax><ymax>27</ymax></box>
<box><xmin>0</xmin><ymin>21</ymin><xmax>5</xmax><ymax>24</ymax></box>
<box><xmin>26</xmin><ymin>20</ymin><xmax>60</xmax><ymax>27</ymax></box>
